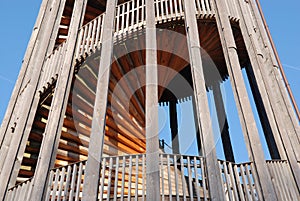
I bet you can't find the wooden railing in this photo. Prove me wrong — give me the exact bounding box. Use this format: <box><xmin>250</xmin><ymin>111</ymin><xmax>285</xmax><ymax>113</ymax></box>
<box><xmin>38</xmin><ymin>42</ymin><xmax>66</xmax><ymax>93</ymax></box>
<box><xmin>266</xmin><ymin>160</ymin><xmax>299</xmax><ymax>200</ymax></box>
<box><xmin>8</xmin><ymin>155</ymin><xmax>300</xmax><ymax>200</ymax></box>
<box><xmin>5</xmin><ymin>178</ymin><xmax>32</xmax><ymax>201</ymax></box>
<box><xmin>218</xmin><ymin>160</ymin><xmax>261</xmax><ymax>201</ymax></box>
<box><xmin>160</xmin><ymin>154</ymin><xmax>209</xmax><ymax>200</ymax></box>
<box><xmin>75</xmin><ymin>14</ymin><xmax>105</xmax><ymax>61</ymax></box>
<box><xmin>73</xmin><ymin>0</ymin><xmax>221</xmax><ymax>62</ymax></box>
<box><xmin>45</xmin><ymin>160</ymin><xmax>86</xmax><ymax>201</ymax></box>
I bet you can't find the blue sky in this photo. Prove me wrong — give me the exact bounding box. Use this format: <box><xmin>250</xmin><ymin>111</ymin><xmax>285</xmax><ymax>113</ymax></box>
<box><xmin>0</xmin><ymin>1</ymin><xmax>299</xmax><ymax>161</ymax></box>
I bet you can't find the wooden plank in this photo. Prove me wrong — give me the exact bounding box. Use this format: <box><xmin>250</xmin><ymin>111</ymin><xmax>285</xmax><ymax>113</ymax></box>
<box><xmin>193</xmin><ymin>157</ymin><xmax>200</xmax><ymax>201</ymax></box>
<box><xmin>107</xmin><ymin>157</ymin><xmax>114</xmax><ymax>199</ymax></box>
<box><xmin>142</xmin><ymin>154</ymin><xmax>145</xmax><ymax>201</ymax></box>
<box><xmin>187</xmin><ymin>156</ymin><xmax>194</xmax><ymax>198</ymax></box>
<box><xmin>239</xmin><ymin>164</ymin><xmax>251</xmax><ymax>200</ymax></box>
<box><xmin>233</xmin><ymin>164</ymin><xmax>245</xmax><ymax>201</ymax></box>
<box><xmin>99</xmin><ymin>158</ymin><xmax>107</xmax><ymax>200</ymax></box>
<box><xmin>167</xmin><ymin>154</ymin><xmax>172</xmax><ymax>200</ymax></box>
<box><xmin>81</xmin><ymin>1</ymin><xmax>118</xmax><ymax>200</ymax></box>
<box><xmin>75</xmin><ymin>162</ymin><xmax>83</xmax><ymax>201</ymax></box>
<box><xmin>62</xmin><ymin>164</ymin><xmax>72</xmax><ymax>201</ymax></box>
<box><xmin>57</xmin><ymin>167</ymin><xmax>66</xmax><ymax>201</ymax></box>
<box><xmin>45</xmin><ymin>170</ymin><xmax>55</xmax><ymax>201</ymax></box>
<box><xmin>68</xmin><ymin>164</ymin><xmax>78</xmax><ymax>201</ymax></box>
<box><xmin>227</xmin><ymin>162</ymin><xmax>240</xmax><ymax>201</ymax></box>
<box><xmin>160</xmin><ymin>154</ymin><xmax>165</xmax><ymax>200</ymax></box>
<box><xmin>121</xmin><ymin>157</ymin><xmax>126</xmax><ymax>200</ymax></box>
<box><xmin>174</xmin><ymin>155</ymin><xmax>180</xmax><ymax>201</ymax></box>
<box><xmin>183</xmin><ymin>0</ymin><xmax>225</xmax><ymax>200</ymax></box>
<box><xmin>145</xmin><ymin>0</ymin><xmax>160</xmax><ymax>201</ymax></box>
<box><xmin>113</xmin><ymin>157</ymin><xmax>120</xmax><ymax>201</ymax></box>
<box><xmin>223</xmin><ymin>162</ymin><xmax>234</xmax><ymax>201</ymax></box>
<box><xmin>134</xmin><ymin>155</ymin><xmax>139</xmax><ymax>200</ymax></box>
<box><xmin>51</xmin><ymin>169</ymin><xmax>61</xmax><ymax>201</ymax></box>
<box><xmin>180</xmin><ymin>156</ymin><xmax>186</xmax><ymax>200</ymax></box>
<box><xmin>128</xmin><ymin>155</ymin><xmax>133</xmax><ymax>200</ymax></box>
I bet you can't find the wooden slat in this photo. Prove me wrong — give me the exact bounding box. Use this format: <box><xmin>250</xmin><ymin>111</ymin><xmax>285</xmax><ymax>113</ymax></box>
<box><xmin>57</xmin><ymin>167</ymin><xmax>66</xmax><ymax>201</ymax></box>
<box><xmin>174</xmin><ymin>155</ymin><xmax>180</xmax><ymax>201</ymax></box>
<box><xmin>45</xmin><ymin>170</ymin><xmax>55</xmax><ymax>201</ymax></box>
<box><xmin>51</xmin><ymin>169</ymin><xmax>61</xmax><ymax>201</ymax></box>
<box><xmin>63</xmin><ymin>161</ymin><xmax>73</xmax><ymax>201</ymax></box>
<box><xmin>113</xmin><ymin>157</ymin><xmax>120</xmax><ymax>201</ymax></box>
<box><xmin>75</xmin><ymin>162</ymin><xmax>83</xmax><ymax>201</ymax></box>
<box><xmin>227</xmin><ymin>162</ymin><xmax>240</xmax><ymax>201</ymax></box>
<box><xmin>68</xmin><ymin>164</ymin><xmax>77</xmax><ymax>201</ymax></box>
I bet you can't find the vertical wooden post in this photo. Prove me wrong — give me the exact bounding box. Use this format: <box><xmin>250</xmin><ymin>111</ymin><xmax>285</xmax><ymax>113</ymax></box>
<box><xmin>235</xmin><ymin>0</ymin><xmax>300</xmax><ymax>187</ymax></box>
<box><xmin>145</xmin><ymin>0</ymin><xmax>160</xmax><ymax>200</ymax></box>
<box><xmin>81</xmin><ymin>1</ymin><xmax>118</xmax><ymax>200</ymax></box>
<box><xmin>183</xmin><ymin>0</ymin><xmax>225</xmax><ymax>200</ymax></box>
<box><xmin>212</xmin><ymin>83</ymin><xmax>235</xmax><ymax>162</ymax></box>
<box><xmin>211</xmin><ymin>0</ymin><xmax>277</xmax><ymax>200</ymax></box>
<box><xmin>0</xmin><ymin>0</ymin><xmax>67</xmax><ymax>198</ymax></box>
<box><xmin>169</xmin><ymin>101</ymin><xmax>180</xmax><ymax>154</ymax></box>
<box><xmin>28</xmin><ymin>0</ymin><xmax>87</xmax><ymax>200</ymax></box>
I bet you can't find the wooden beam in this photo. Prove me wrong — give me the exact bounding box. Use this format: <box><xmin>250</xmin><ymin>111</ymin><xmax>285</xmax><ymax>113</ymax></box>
<box><xmin>28</xmin><ymin>0</ymin><xmax>88</xmax><ymax>200</ymax></box>
<box><xmin>81</xmin><ymin>0</ymin><xmax>118</xmax><ymax>200</ymax></box>
<box><xmin>211</xmin><ymin>0</ymin><xmax>277</xmax><ymax>199</ymax></box>
<box><xmin>145</xmin><ymin>0</ymin><xmax>160</xmax><ymax>200</ymax></box>
<box><xmin>183</xmin><ymin>1</ymin><xmax>225</xmax><ymax>200</ymax></box>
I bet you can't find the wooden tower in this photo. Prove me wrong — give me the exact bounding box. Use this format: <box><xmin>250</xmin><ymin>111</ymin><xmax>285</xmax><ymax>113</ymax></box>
<box><xmin>0</xmin><ymin>0</ymin><xmax>299</xmax><ymax>200</ymax></box>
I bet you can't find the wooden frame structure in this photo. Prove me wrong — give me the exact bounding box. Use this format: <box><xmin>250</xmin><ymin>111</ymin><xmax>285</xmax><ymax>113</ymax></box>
<box><xmin>0</xmin><ymin>0</ymin><xmax>299</xmax><ymax>200</ymax></box>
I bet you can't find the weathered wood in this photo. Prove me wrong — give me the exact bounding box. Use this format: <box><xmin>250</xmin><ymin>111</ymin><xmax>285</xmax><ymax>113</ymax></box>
<box><xmin>81</xmin><ymin>0</ymin><xmax>118</xmax><ymax>200</ymax></box>
<box><xmin>28</xmin><ymin>0</ymin><xmax>88</xmax><ymax>200</ymax></box>
<box><xmin>0</xmin><ymin>0</ymin><xmax>66</xmax><ymax>198</ymax></box>
<box><xmin>46</xmin><ymin>0</ymin><xmax>67</xmax><ymax>56</ymax></box>
<box><xmin>211</xmin><ymin>0</ymin><xmax>278</xmax><ymax>200</ymax></box>
<box><xmin>183</xmin><ymin>0</ymin><xmax>225</xmax><ymax>200</ymax></box>
<box><xmin>145</xmin><ymin>1</ymin><xmax>160</xmax><ymax>200</ymax></box>
<box><xmin>236</xmin><ymin>0</ymin><xmax>300</xmax><ymax>188</ymax></box>
<box><xmin>0</xmin><ymin>0</ymin><xmax>51</xmax><ymax>147</ymax></box>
